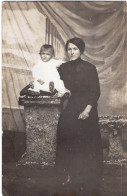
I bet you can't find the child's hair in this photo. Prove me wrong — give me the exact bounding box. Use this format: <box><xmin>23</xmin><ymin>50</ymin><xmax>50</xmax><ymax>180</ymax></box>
<box><xmin>39</xmin><ymin>44</ymin><xmax>54</xmax><ymax>55</ymax></box>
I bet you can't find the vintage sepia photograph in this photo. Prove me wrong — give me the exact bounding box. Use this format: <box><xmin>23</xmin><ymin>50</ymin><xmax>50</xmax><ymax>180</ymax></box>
<box><xmin>2</xmin><ymin>1</ymin><xmax>127</xmax><ymax>196</ymax></box>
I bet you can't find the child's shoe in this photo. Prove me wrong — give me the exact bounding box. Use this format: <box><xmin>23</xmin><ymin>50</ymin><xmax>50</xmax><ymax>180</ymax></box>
<box><xmin>49</xmin><ymin>81</ymin><xmax>54</xmax><ymax>93</ymax></box>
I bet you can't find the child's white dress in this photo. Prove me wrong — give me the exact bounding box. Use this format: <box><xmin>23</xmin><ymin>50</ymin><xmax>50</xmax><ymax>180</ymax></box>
<box><xmin>30</xmin><ymin>59</ymin><xmax>67</xmax><ymax>95</ymax></box>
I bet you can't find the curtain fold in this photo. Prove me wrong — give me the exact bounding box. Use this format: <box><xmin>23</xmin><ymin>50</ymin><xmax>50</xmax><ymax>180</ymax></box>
<box><xmin>2</xmin><ymin>2</ymin><xmax>127</xmax><ymax>132</ymax></box>
<box><xmin>35</xmin><ymin>1</ymin><xmax>127</xmax><ymax>114</ymax></box>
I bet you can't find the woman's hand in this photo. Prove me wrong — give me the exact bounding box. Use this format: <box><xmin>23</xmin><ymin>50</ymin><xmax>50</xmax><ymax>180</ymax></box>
<box><xmin>64</xmin><ymin>89</ymin><xmax>71</xmax><ymax>98</ymax></box>
<box><xmin>78</xmin><ymin>105</ymin><xmax>92</xmax><ymax>120</ymax></box>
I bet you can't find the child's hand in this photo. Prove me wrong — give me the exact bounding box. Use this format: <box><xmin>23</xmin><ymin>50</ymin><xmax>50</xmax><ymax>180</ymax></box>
<box><xmin>29</xmin><ymin>82</ymin><xmax>34</xmax><ymax>89</ymax></box>
<box><xmin>37</xmin><ymin>79</ymin><xmax>45</xmax><ymax>85</ymax></box>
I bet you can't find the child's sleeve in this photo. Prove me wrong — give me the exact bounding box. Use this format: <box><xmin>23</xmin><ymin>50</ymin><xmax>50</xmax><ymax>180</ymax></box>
<box><xmin>32</xmin><ymin>61</ymin><xmax>43</xmax><ymax>81</ymax></box>
<box><xmin>32</xmin><ymin>65</ymin><xmax>39</xmax><ymax>81</ymax></box>
<box><xmin>55</xmin><ymin>59</ymin><xmax>65</xmax><ymax>68</ymax></box>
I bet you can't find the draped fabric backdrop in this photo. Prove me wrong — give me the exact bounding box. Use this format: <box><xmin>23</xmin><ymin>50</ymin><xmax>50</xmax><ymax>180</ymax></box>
<box><xmin>2</xmin><ymin>1</ymin><xmax>127</xmax><ymax>132</ymax></box>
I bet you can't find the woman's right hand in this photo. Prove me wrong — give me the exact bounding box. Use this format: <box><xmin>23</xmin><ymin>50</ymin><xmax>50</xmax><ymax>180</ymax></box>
<box><xmin>64</xmin><ymin>89</ymin><xmax>71</xmax><ymax>98</ymax></box>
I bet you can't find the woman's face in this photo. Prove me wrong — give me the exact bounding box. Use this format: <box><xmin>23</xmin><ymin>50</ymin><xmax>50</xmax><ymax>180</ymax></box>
<box><xmin>67</xmin><ymin>43</ymin><xmax>81</xmax><ymax>61</ymax></box>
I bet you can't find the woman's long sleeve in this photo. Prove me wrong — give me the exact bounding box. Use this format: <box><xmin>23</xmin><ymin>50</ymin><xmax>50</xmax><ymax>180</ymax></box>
<box><xmin>57</xmin><ymin>65</ymin><xmax>64</xmax><ymax>80</ymax></box>
<box><xmin>88</xmin><ymin>66</ymin><xmax>100</xmax><ymax>107</ymax></box>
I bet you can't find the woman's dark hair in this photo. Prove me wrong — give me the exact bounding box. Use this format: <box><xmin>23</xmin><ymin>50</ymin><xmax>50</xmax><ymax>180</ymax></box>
<box><xmin>39</xmin><ymin>44</ymin><xmax>54</xmax><ymax>55</ymax></box>
<box><xmin>65</xmin><ymin>37</ymin><xmax>85</xmax><ymax>54</ymax></box>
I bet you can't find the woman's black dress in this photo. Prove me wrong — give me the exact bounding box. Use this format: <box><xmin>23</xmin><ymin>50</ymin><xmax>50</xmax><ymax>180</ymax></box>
<box><xmin>55</xmin><ymin>58</ymin><xmax>103</xmax><ymax>195</ymax></box>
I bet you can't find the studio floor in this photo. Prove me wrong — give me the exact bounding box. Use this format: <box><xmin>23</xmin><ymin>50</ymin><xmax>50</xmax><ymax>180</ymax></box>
<box><xmin>2</xmin><ymin>131</ymin><xmax>127</xmax><ymax>196</ymax></box>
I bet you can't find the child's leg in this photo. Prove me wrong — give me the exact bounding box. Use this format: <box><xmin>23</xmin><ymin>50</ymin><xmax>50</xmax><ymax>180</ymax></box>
<box><xmin>40</xmin><ymin>89</ymin><xmax>57</xmax><ymax>96</ymax></box>
<box><xmin>20</xmin><ymin>84</ymin><xmax>40</xmax><ymax>96</ymax></box>
<box><xmin>20</xmin><ymin>84</ymin><xmax>31</xmax><ymax>96</ymax></box>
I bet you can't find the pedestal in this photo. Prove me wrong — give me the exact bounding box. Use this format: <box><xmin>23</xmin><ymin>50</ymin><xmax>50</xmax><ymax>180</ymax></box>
<box><xmin>18</xmin><ymin>96</ymin><xmax>61</xmax><ymax>167</ymax></box>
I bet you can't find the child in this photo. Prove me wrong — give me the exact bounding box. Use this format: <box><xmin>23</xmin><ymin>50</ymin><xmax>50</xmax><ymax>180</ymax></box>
<box><xmin>20</xmin><ymin>44</ymin><xmax>69</xmax><ymax>97</ymax></box>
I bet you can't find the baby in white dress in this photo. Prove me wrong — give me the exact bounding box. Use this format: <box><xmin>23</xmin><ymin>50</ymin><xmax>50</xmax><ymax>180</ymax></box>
<box><xmin>28</xmin><ymin>44</ymin><xmax>68</xmax><ymax>96</ymax></box>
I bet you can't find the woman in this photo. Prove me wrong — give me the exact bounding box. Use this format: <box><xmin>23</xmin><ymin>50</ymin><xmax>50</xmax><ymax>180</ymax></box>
<box><xmin>55</xmin><ymin>38</ymin><xmax>103</xmax><ymax>196</ymax></box>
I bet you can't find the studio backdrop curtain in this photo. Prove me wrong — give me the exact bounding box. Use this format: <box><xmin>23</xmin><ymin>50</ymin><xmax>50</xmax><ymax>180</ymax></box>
<box><xmin>36</xmin><ymin>1</ymin><xmax>127</xmax><ymax>115</ymax></box>
<box><xmin>2</xmin><ymin>1</ymin><xmax>127</xmax><ymax>132</ymax></box>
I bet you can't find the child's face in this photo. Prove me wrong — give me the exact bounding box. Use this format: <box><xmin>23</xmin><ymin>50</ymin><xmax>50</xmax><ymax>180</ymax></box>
<box><xmin>40</xmin><ymin>48</ymin><xmax>53</xmax><ymax>62</ymax></box>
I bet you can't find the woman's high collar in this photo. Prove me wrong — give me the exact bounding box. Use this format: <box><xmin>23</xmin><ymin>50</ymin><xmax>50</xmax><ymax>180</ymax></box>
<box><xmin>69</xmin><ymin>57</ymin><xmax>82</xmax><ymax>64</ymax></box>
